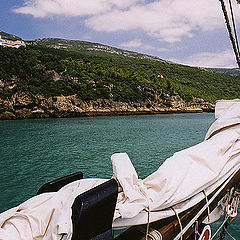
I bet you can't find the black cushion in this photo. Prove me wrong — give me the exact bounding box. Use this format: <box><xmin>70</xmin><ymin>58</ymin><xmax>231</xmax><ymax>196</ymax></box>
<box><xmin>37</xmin><ymin>172</ymin><xmax>83</xmax><ymax>195</ymax></box>
<box><xmin>71</xmin><ymin>179</ymin><xmax>118</xmax><ymax>240</ymax></box>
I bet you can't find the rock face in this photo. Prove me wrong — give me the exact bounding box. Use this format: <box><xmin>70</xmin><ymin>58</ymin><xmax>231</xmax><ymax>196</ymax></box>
<box><xmin>0</xmin><ymin>92</ymin><xmax>215</xmax><ymax>120</ymax></box>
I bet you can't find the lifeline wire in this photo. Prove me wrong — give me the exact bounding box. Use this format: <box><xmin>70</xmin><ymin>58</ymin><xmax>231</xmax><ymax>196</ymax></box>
<box><xmin>173</xmin><ymin>169</ymin><xmax>239</xmax><ymax>240</ymax></box>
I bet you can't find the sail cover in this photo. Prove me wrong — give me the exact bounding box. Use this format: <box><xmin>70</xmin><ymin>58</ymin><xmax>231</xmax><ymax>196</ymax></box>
<box><xmin>113</xmin><ymin>99</ymin><xmax>240</xmax><ymax>228</ymax></box>
<box><xmin>0</xmin><ymin>99</ymin><xmax>240</xmax><ymax>239</ymax></box>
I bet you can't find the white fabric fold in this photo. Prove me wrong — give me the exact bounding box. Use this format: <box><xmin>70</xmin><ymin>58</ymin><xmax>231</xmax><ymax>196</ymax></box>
<box><xmin>112</xmin><ymin>99</ymin><xmax>240</xmax><ymax>228</ymax></box>
<box><xmin>0</xmin><ymin>179</ymin><xmax>107</xmax><ymax>240</ymax></box>
<box><xmin>0</xmin><ymin>99</ymin><xmax>240</xmax><ymax>239</ymax></box>
<box><xmin>111</xmin><ymin>153</ymin><xmax>149</xmax><ymax>219</ymax></box>
<box><xmin>205</xmin><ymin>99</ymin><xmax>240</xmax><ymax>140</ymax></box>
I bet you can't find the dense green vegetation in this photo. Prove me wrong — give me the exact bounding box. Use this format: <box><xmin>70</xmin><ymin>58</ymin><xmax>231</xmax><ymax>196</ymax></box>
<box><xmin>30</xmin><ymin>38</ymin><xmax>161</xmax><ymax>60</ymax></box>
<box><xmin>206</xmin><ymin>67</ymin><xmax>240</xmax><ymax>76</ymax></box>
<box><xmin>0</xmin><ymin>44</ymin><xmax>240</xmax><ymax>103</ymax></box>
<box><xmin>0</xmin><ymin>31</ymin><xmax>22</xmax><ymax>41</ymax></box>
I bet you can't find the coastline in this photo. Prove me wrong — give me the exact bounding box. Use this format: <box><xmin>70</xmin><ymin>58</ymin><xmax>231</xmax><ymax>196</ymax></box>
<box><xmin>0</xmin><ymin>92</ymin><xmax>215</xmax><ymax>120</ymax></box>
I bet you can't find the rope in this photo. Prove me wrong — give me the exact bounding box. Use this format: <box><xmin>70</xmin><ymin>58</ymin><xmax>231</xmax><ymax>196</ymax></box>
<box><xmin>172</xmin><ymin>207</ymin><xmax>183</xmax><ymax>240</ymax></box>
<box><xmin>228</xmin><ymin>0</ymin><xmax>240</xmax><ymax>54</ymax></box>
<box><xmin>134</xmin><ymin>225</ymin><xmax>162</xmax><ymax>240</ymax></box>
<box><xmin>148</xmin><ymin>228</ymin><xmax>162</xmax><ymax>240</ymax></box>
<box><xmin>146</xmin><ymin>206</ymin><xmax>150</xmax><ymax>240</ymax></box>
<box><xmin>225</xmin><ymin>227</ymin><xmax>238</xmax><ymax>240</ymax></box>
<box><xmin>134</xmin><ymin>207</ymin><xmax>162</xmax><ymax>240</ymax></box>
<box><xmin>203</xmin><ymin>190</ymin><xmax>211</xmax><ymax>222</ymax></box>
<box><xmin>173</xmin><ymin>169</ymin><xmax>239</xmax><ymax>240</ymax></box>
<box><xmin>210</xmin><ymin>216</ymin><xmax>229</xmax><ymax>239</ymax></box>
<box><xmin>212</xmin><ymin>217</ymin><xmax>238</xmax><ymax>240</ymax></box>
<box><xmin>218</xmin><ymin>221</ymin><xmax>230</xmax><ymax>240</ymax></box>
<box><xmin>211</xmin><ymin>188</ymin><xmax>239</xmax><ymax>240</ymax></box>
<box><xmin>219</xmin><ymin>0</ymin><xmax>240</xmax><ymax>68</ymax></box>
<box><xmin>194</xmin><ymin>221</ymin><xmax>200</xmax><ymax>240</ymax></box>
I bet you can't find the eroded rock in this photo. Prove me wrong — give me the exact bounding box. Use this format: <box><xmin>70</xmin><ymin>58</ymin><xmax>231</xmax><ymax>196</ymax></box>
<box><xmin>0</xmin><ymin>92</ymin><xmax>215</xmax><ymax>120</ymax></box>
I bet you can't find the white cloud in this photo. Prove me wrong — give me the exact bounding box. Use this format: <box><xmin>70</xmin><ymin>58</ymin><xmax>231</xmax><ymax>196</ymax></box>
<box><xmin>119</xmin><ymin>39</ymin><xmax>154</xmax><ymax>50</ymax></box>
<box><xmin>170</xmin><ymin>49</ymin><xmax>238</xmax><ymax>68</ymax></box>
<box><xmin>13</xmin><ymin>0</ymin><xmax>140</xmax><ymax>17</ymax></box>
<box><xmin>13</xmin><ymin>0</ymin><xmax>231</xmax><ymax>43</ymax></box>
<box><xmin>85</xmin><ymin>0</ymin><xmax>224</xmax><ymax>43</ymax></box>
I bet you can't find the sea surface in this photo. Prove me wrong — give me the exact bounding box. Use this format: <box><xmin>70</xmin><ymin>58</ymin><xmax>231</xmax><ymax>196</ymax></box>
<box><xmin>0</xmin><ymin>113</ymin><xmax>239</xmax><ymax>239</ymax></box>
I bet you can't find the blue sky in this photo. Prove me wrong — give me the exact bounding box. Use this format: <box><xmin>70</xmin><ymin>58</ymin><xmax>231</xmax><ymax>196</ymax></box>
<box><xmin>1</xmin><ymin>0</ymin><xmax>240</xmax><ymax>68</ymax></box>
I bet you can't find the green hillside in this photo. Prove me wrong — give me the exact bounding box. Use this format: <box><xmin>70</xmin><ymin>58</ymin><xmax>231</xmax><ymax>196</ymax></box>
<box><xmin>206</xmin><ymin>67</ymin><xmax>240</xmax><ymax>76</ymax></box>
<box><xmin>29</xmin><ymin>38</ymin><xmax>164</xmax><ymax>61</ymax></box>
<box><xmin>0</xmin><ymin>43</ymin><xmax>240</xmax><ymax>104</ymax></box>
<box><xmin>0</xmin><ymin>29</ymin><xmax>239</xmax><ymax>104</ymax></box>
<box><xmin>0</xmin><ymin>31</ymin><xmax>22</xmax><ymax>41</ymax></box>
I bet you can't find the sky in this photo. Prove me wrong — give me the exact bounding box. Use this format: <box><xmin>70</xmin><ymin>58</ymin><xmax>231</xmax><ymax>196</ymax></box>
<box><xmin>1</xmin><ymin>0</ymin><xmax>240</xmax><ymax>68</ymax></box>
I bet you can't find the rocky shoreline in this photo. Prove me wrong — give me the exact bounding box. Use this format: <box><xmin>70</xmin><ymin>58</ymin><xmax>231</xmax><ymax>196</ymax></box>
<box><xmin>0</xmin><ymin>92</ymin><xmax>215</xmax><ymax>120</ymax></box>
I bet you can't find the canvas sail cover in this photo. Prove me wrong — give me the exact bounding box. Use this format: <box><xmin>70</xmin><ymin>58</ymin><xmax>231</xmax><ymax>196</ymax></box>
<box><xmin>0</xmin><ymin>100</ymin><xmax>240</xmax><ymax>239</ymax></box>
<box><xmin>113</xmin><ymin>99</ymin><xmax>240</xmax><ymax>228</ymax></box>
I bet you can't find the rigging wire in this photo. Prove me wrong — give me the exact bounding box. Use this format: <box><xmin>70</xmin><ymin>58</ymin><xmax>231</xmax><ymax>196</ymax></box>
<box><xmin>211</xmin><ymin>217</ymin><xmax>229</xmax><ymax>239</ymax></box>
<box><xmin>225</xmin><ymin>228</ymin><xmax>238</xmax><ymax>240</ymax></box>
<box><xmin>213</xmin><ymin>187</ymin><xmax>239</xmax><ymax>240</ymax></box>
<box><xmin>228</xmin><ymin>0</ymin><xmax>240</xmax><ymax>55</ymax></box>
<box><xmin>216</xmin><ymin>220</ymin><xmax>238</xmax><ymax>240</ymax></box>
<box><xmin>219</xmin><ymin>0</ymin><xmax>240</xmax><ymax>68</ymax></box>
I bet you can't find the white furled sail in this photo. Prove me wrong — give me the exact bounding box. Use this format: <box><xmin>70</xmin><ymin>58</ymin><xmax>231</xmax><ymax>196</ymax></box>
<box><xmin>0</xmin><ymin>100</ymin><xmax>239</xmax><ymax>239</ymax></box>
<box><xmin>113</xmin><ymin>100</ymin><xmax>240</xmax><ymax>228</ymax></box>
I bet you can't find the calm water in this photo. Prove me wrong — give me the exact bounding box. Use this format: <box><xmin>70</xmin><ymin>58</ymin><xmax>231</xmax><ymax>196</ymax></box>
<box><xmin>0</xmin><ymin>113</ymin><xmax>239</xmax><ymax>239</ymax></box>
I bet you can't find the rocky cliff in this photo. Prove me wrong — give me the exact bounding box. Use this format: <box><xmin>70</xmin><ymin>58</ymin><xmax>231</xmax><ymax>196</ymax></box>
<box><xmin>0</xmin><ymin>92</ymin><xmax>214</xmax><ymax>120</ymax></box>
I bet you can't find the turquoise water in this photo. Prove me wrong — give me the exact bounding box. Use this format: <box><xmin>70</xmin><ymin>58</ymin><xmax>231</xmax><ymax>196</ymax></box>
<box><xmin>0</xmin><ymin>113</ymin><xmax>239</xmax><ymax>239</ymax></box>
